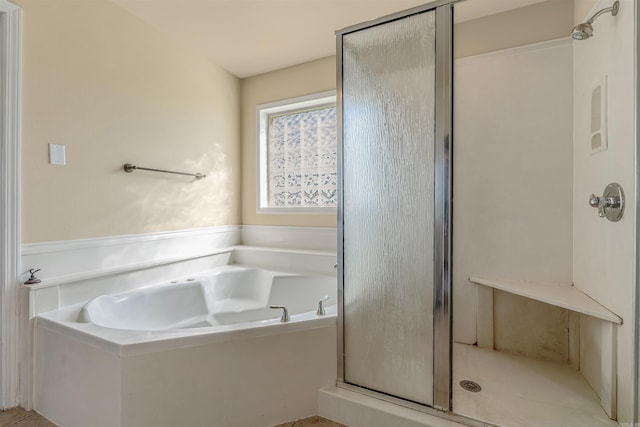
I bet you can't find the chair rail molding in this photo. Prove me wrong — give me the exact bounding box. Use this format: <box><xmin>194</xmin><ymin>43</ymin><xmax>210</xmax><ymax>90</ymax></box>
<box><xmin>0</xmin><ymin>0</ymin><xmax>22</xmax><ymax>410</ymax></box>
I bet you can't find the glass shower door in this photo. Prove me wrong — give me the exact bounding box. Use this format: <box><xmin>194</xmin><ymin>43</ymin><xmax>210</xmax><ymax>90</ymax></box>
<box><xmin>338</xmin><ymin>3</ymin><xmax>452</xmax><ymax>410</ymax></box>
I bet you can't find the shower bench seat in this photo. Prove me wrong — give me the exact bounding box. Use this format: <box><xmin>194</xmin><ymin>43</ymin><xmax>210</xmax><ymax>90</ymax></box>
<box><xmin>469</xmin><ymin>276</ymin><xmax>622</xmax><ymax>324</ymax></box>
<box><xmin>469</xmin><ymin>276</ymin><xmax>621</xmax><ymax>420</ymax></box>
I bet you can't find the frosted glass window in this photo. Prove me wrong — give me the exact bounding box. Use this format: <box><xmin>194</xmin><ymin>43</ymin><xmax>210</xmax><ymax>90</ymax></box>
<box><xmin>342</xmin><ymin>10</ymin><xmax>436</xmax><ymax>405</ymax></box>
<box><xmin>257</xmin><ymin>93</ymin><xmax>337</xmax><ymax>212</ymax></box>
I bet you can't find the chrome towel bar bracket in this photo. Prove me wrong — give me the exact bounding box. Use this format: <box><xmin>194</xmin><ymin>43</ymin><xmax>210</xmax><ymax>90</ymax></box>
<box><xmin>123</xmin><ymin>163</ymin><xmax>206</xmax><ymax>180</ymax></box>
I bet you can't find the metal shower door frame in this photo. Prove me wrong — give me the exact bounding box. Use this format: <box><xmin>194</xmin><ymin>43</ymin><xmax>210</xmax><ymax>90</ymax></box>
<box><xmin>336</xmin><ymin>0</ymin><xmax>456</xmax><ymax>413</ymax></box>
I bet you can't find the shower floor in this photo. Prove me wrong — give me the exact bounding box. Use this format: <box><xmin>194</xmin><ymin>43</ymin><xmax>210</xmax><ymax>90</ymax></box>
<box><xmin>453</xmin><ymin>343</ymin><xmax>619</xmax><ymax>427</ymax></box>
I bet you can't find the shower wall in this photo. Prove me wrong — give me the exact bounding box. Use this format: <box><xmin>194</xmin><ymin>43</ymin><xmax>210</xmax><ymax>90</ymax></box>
<box><xmin>572</xmin><ymin>0</ymin><xmax>636</xmax><ymax>422</ymax></box>
<box><xmin>453</xmin><ymin>0</ymin><xmax>636</xmax><ymax>420</ymax></box>
<box><xmin>452</xmin><ymin>39</ymin><xmax>574</xmax><ymax>359</ymax></box>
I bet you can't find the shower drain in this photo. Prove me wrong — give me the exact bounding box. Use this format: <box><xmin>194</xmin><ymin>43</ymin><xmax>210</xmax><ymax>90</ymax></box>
<box><xmin>459</xmin><ymin>380</ymin><xmax>482</xmax><ymax>393</ymax></box>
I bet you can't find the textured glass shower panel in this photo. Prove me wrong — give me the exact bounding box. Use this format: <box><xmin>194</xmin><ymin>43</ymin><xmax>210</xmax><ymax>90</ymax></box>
<box><xmin>342</xmin><ymin>11</ymin><xmax>436</xmax><ymax>405</ymax></box>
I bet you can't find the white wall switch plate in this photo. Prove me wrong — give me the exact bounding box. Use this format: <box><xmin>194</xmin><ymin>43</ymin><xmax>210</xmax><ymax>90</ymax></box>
<box><xmin>48</xmin><ymin>144</ymin><xmax>66</xmax><ymax>165</ymax></box>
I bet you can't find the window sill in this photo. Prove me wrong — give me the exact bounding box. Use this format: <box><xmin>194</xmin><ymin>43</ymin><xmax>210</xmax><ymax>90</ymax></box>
<box><xmin>256</xmin><ymin>207</ymin><xmax>337</xmax><ymax>215</ymax></box>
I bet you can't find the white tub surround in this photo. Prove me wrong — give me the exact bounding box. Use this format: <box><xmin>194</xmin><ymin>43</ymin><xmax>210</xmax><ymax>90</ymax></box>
<box><xmin>233</xmin><ymin>245</ymin><xmax>337</xmax><ymax>275</ymax></box>
<box><xmin>22</xmin><ymin>225</ymin><xmax>337</xmax><ymax>313</ymax></box>
<box><xmin>21</xmin><ymin>226</ymin><xmax>241</xmax><ymax>287</ymax></box>
<box><xmin>20</xmin><ymin>226</ymin><xmax>240</xmax><ymax>410</ymax></box>
<box><xmin>34</xmin><ymin>265</ymin><xmax>337</xmax><ymax>427</ymax></box>
<box><xmin>23</xmin><ymin>227</ymin><xmax>336</xmax><ymax>325</ymax></box>
<box><xmin>241</xmin><ymin>225</ymin><xmax>337</xmax><ymax>252</ymax></box>
<box><xmin>22</xmin><ymin>226</ymin><xmax>337</xmax><ymax>412</ymax></box>
<box><xmin>36</xmin><ymin>314</ymin><xmax>336</xmax><ymax>427</ymax></box>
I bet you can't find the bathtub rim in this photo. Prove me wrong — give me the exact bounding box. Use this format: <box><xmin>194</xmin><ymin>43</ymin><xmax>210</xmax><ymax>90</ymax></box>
<box><xmin>33</xmin><ymin>264</ymin><xmax>337</xmax><ymax>357</ymax></box>
<box><xmin>36</xmin><ymin>303</ymin><xmax>337</xmax><ymax>357</ymax></box>
<box><xmin>75</xmin><ymin>264</ymin><xmax>333</xmax><ymax>330</ymax></box>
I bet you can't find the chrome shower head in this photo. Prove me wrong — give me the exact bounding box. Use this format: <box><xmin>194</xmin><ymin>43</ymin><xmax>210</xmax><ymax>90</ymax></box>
<box><xmin>571</xmin><ymin>22</ymin><xmax>593</xmax><ymax>40</ymax></box>
<box><xmin>571</xmin><ymin>0</ymin><xmax>619</xmax><ymax>40</ymax></box>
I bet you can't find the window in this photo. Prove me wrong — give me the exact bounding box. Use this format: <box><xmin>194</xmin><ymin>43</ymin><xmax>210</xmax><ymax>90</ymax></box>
<box><xmin>257</xmin><ymin>91</ymin><xmax>337</xmax><ymax>213</ymax></box>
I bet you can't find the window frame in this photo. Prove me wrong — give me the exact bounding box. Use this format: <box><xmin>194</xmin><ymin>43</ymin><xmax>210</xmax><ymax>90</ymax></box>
<box><xmin>256</xmin><ymin>90</ymin><xmax>337</xmax><ymax>214</ymax></box>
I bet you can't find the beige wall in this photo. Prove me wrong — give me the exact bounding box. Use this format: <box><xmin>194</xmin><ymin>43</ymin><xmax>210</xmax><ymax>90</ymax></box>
<box><xmin>17</xmin><ymin>0</ymin><xmax>240</xmax><ymax>243</ymax></box>
<box><xmin>240</xmin><ymin>56</ymin><xmax>336</xmax><ymax>227</ymax></box>
<box><xmin>455</xmin><ymin>0</ymin><xmax>574</xmax><ymax>58</ymax></box>
<box><xmin>239</xmin><ymin>1</ymin><xmax>573</xmax><ymax>228</ymax></box>
<box><xmin>574</xmin><ymin>0</ymin><xmax>599</xmax><ymax>23</ymax></box>
<box><xmin>16</xmin><ymin>0</ymin><xmax>582</xmax><ymax>239</ymax></box>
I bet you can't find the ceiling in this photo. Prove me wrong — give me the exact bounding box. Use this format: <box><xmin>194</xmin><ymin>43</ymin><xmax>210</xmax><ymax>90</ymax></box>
<box><xmin>111</xmin><ymin>0</ymin><xmax>549</xmax><ymax>78</ymax></box>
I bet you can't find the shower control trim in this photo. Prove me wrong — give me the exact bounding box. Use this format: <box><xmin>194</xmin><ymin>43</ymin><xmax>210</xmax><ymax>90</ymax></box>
<box><xmin>589</xmin><ymin>183</ymin><xmax>624</xmax><ymax>222</ymax></box>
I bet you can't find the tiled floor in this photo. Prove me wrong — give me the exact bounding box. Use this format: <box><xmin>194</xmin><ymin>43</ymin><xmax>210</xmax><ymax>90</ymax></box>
<box><xmin>0</xmin><ymin>408</ymin><xmax>342</xmax><ymax>427</ymax></box>
<box><xmin>0</xmin><ymin>407</ymin><xmax>57</xmax><ymax>427</ymax></box>
<box><xmin>273</xmin><ymin>415</ymin><xmax>348</xmax><ymax>427</ymax></box>
<box><xmin>453</xmin><ymin>342</ymin><xmax>619</xmax><ymax>427</ymax></box>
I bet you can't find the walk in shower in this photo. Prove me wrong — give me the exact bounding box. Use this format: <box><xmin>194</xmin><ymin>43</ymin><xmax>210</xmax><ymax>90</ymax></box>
<box><xmin>336</xmin><ymin>0</ymin><xmax>453</xmax><ymax>413</ymax></box>
<box><xmin>335</xmin><ymin>0</ymin><xmax>637</xmax><ymax>426</ymax></box>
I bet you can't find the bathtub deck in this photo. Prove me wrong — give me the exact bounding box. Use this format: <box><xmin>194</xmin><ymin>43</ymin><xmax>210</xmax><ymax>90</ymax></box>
<box><xmin>453</xmin><ymin>343</ymin><xmax>619</xmax><ymax>427</ymax></box>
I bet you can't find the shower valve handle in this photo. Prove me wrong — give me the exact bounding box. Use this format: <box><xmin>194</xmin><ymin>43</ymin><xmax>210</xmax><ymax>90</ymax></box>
<box><xmin>589</xmin><ymin>183</ymin><xmax>625</xmax><ymax>222</ymax></box>
<box><xmin>590</xmin><ymin>194</ymin><xmax>620</xmax><ymax>217</ymax></box>
<box><xmin>589</xmin><ymin>194</ymin><xmax>607</xmax><ymax>217</ymax></box>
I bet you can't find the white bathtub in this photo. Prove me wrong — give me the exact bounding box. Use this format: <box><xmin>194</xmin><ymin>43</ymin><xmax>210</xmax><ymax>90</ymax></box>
<box><xmin>76</xmin><ymin>265</ymin><xmax>335</xmax><ymax>331</ymax></box>
<box><xmin>34</xmin><ymin>265</ymin><xmax>338</xmax><ymax>427</ymax></box>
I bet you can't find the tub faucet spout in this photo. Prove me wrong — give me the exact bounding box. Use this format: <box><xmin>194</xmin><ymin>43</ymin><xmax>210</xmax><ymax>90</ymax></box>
<box><xmin>317</xmin><ymin>296</ymin><xmax>329</xmax><ymax>316</ymax></box>
<box><xmin>269</xmin><ymin>305</ymin><xmax>290</xmax><ymax>322</ymax></box>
